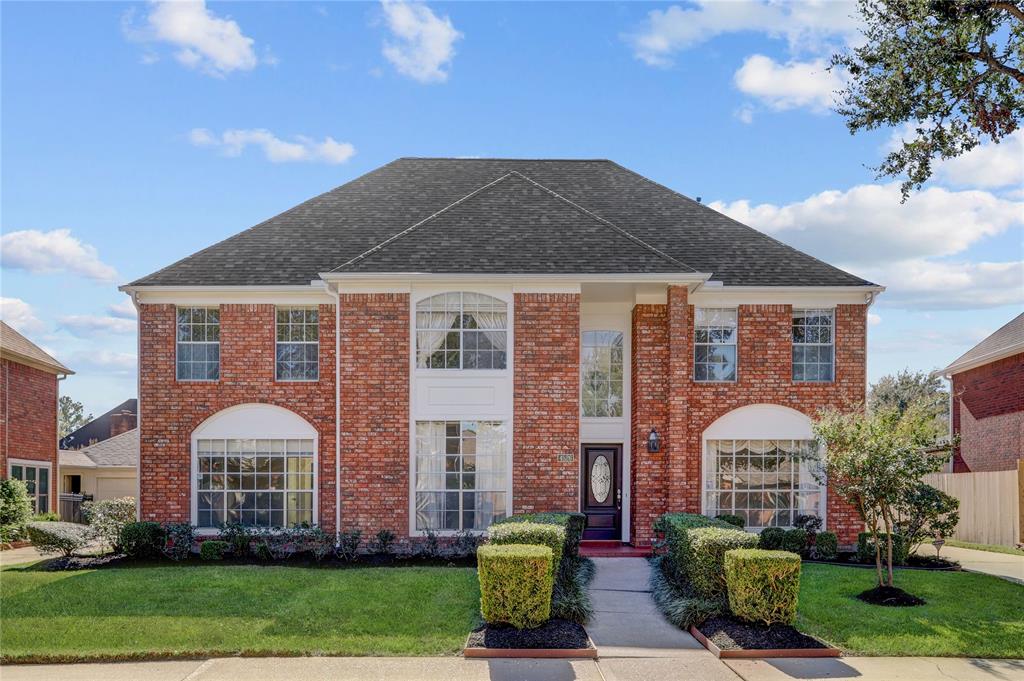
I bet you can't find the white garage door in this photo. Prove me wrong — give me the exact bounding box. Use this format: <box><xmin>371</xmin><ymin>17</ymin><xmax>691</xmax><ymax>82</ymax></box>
<box><xmin>95</xmin><ymin>477</ymin><xmax>136</xmax><ymax>501</ymax></box>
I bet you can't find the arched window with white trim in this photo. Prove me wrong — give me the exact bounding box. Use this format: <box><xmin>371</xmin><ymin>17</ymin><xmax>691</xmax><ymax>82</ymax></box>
<box><xmin>702</xmin><ymin>404</ymin><xmax>824</xmax><ymax>530</ymax></box>
<box><xmin>192</xmin><ymin>404</ymin><xmax>317</xmax><ymax>529</ymax></box>
<box><xmin>415</xmin><ymin>292</ymin><xmax>508</xmax><ymax>369</ymax></box>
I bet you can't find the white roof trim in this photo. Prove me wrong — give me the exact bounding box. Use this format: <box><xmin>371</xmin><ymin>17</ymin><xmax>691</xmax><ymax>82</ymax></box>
<box><xmin>939</xmin><ymin>343</ymin><xmax>1024</xmax><ymax>377</ymax></box>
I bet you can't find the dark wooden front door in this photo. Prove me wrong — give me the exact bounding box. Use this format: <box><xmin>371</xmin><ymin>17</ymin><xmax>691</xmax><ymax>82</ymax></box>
<box><xmin>581</xmin><ymin>444</ymin><xmax>621</xmax><ymax>540</ymax></box>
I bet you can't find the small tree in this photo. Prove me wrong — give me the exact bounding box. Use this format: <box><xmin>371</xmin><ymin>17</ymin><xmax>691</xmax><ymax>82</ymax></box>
<box><xmin>58</xmin><ymin>396</ymin><xmax>93</xmax><ymax>440</ymax></box>
<box><xmin>811</xmin><ymin>402</ymin><xmax>950</xmax><ymax>588</ymax></box>
<box><xmin>0</xmin><ymin>478</ymin><xmax>34</xmax><ymax>543</ymax></box>
<box><xmin>893</xmin><ymin>483</ymin><xmax>960</xmax><ymax>554</ymax></box>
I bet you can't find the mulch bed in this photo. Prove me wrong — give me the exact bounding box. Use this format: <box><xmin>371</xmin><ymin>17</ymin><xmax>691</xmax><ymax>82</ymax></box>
<box><xmin>805</xmin><ymin>552</ymin><xmax>960</xmax><ymax>571</ymax></box>
<box><xmin>856</xmin><ymin>585</ymin><xmax>926</xmax><ymax>607</ymax></box>
<box><xmin>466</xmin><ymin>619</ymin><xmax>591</xmax><ymax>650</ymax></box>
<box><xmin>696</xmin><ymin>615</ymin><xmax>830</xmax><ymax>652</ymax></box>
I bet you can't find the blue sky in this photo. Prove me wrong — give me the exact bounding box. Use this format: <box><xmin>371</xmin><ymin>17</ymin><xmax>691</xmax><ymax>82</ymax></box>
<box><xmin>2</xmin><ymin>1</ymin><xmax>1021</xmax><ymax>416</ymax></box>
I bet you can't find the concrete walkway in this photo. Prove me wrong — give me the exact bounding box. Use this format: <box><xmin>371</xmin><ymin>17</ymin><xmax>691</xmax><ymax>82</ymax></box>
<box><xmin>927</xmin><ymin>545</ymin><xmax>1024</xmax><ymax>584</ymax></box>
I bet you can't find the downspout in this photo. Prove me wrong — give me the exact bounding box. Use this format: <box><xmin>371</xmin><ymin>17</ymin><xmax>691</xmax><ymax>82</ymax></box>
<box><xmin>130</xmin><ymin>290</ymin><xmax>142</xmax><ymax>521</ymax></box>
<box><xmin>329</xmin><ymin>283</ymin><xmax>341</xmax><ymax>544</ymax></box>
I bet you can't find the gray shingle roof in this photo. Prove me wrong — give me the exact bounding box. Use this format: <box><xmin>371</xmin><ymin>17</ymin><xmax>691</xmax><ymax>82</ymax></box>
<box><xmin>0</xmin><ymin>321</ymin><xmax>73</xmax><ymax>374</ymax></box>
<box><xmin>59</xmin><ymin>428</ymin><xmax>138</xmax><ymax>468</ymax></box>
<box><xmin>942</xmin><ymin>313</ymin><xmax>1024</xmax><ymax>375</ymax></box>
<box><xmin>129</xmin><ymin>158</ymin><xmax>874</xmax><ymax>287</ymax></box>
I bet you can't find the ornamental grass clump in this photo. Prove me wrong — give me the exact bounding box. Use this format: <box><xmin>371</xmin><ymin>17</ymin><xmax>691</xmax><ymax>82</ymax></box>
<box><xmin>477</xmin><ymin>544</ymin><xmax>553</xmax><ymax>629</ymax></box>
<box><xmin>488</xmin><ymin>522</ymin><xmax>564</xmax><ymax>579</ymax></box>
<box><xmin>725</xmin><ymin>548</ymin><xmax>801</xmax><ymax>626</ymax></box>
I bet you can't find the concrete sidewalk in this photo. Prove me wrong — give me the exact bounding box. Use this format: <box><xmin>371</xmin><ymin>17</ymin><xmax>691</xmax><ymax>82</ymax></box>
<box><xmin>931</xmin><ymin>545</ymin><xmax>1024</xmax><ymax>584</ymax></box>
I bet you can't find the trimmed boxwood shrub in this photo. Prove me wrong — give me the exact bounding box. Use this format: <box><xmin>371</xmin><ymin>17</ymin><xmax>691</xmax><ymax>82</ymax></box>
<box><xmin>199</xmin><ymin>540</ymin><xmax>229</xmax><ymax>560</ymax></box>
<box><xmin>814</xmin><ymin>531</ymin><xmax>839</xmax><ymax>561</ymax></box>
<box><xmin>758</xmin><ymin>527</ymin><xmax>785</xmax><ymax>550</ymax></box>
<box><xmin>781</xmin><ymin>528</ymin><xmax>808</xmax><ymax>555</ymax></box>
<box><xmin>478</xmin><ymin>543</ymin><xmax>553</xmax><ymax>629</ymax></box>
<box><xmin>857</xmin><ymin>531</ymin><xmax>910</xmax><ymax>565</ymax></box>
<box><xmin>489</xmin><ymin>522</ymin><xmax>564</xmax><ymax>579</ymax></box>
<box><xmin>25</xmin><ymin>521</ymin><xmax>90</xmax><ymax>557</ymax></box>
<box><xmin>725</xmin><ymin>548</ymin><xmax>801</xmax><ymax>626</ymax></box>
<box><xmin>657</xmin><ymin>513</ymin><xmax>734</xmax><ymax>583</ymax></box>
<box><xmin>494</xmin><ymin>512</ymin><xmax>585</xmax><ymax>559</ymax></box>
<box><xmin>715</xmin><ymin>514</ymin><xmax>745</xmax><ymax>529</ymax></box>
<box><xmin>119</xmin><ymin>521</ymin><xmax>164</xmax><ymax>559</ymax></box>
<box><xmin>688</xmin><ymin>526</ymin><xmax>760</xmax><ymax>598</ymax></box>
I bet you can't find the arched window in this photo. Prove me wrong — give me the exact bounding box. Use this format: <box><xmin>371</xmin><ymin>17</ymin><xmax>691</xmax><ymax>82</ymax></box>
<box><xmin>415</xmin><ymin>292</ymin><xmax>508</xmax><ymax>369</ymax></box>
<box><xmin>702</xmin><ymin>404</ymin><xmax>823</xmax><ymax>530</ymax></box>
<box><xmin>192</xmin><ymin>404</ymin><xmax>317</xmax><ymax>529</ymax></box>
<box><xmin>581</xmin><ymin>331</ymin><xmax>624</xmax><ymax>417</ymax></box>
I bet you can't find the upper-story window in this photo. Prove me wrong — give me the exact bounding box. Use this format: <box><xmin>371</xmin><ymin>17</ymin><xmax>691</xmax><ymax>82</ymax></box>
<box><xmin>415</xmin><ymin>292</ymin><xmax>508</xmax><ymax>370</ymax></box>
<box><xmin>792</xmin><ymin>309</ymin><xmax>834</xmax><ymax>382</ymax></box>
<box><xmin>581</xmin><ymin>331</ymin><xmax>624</xmax><ymax>417</ymax></box>
<box><xmin>694</xmin><ymin>308</ymin><xmax>737</xmax><ymax>382</ymax></box>
<box><xmin>276</xmin><ymin>307</ymin><xmax>319</xmax><ymax>381</ymax></box>
<box><xmin>177</xmin><ymin>307</ymin><xmax>220</xmax><ymax>381</ymax></box>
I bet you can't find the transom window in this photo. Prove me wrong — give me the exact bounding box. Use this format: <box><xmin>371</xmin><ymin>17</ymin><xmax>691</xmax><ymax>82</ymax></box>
<box><xmin>415</xmin><ymin>292</ymin><xmax>508</xmax><ymax>370</ymax></box>
<box><xmin>9</xmin><ymin>462</ymin><xmax>50</xmax><ymax>514</ymax></box>
<box><xmin>276</xmin><ymin>307</ymin><xmax>319</xmax><ymax>381</ymax></box>
<box><xmin>581</xmin><ymin>331</ymin><xmax>624</xmax><ymax>417</ymax></box>
<box><xmin>694</xmin><ymin>308</ymin><xmax>737</xmax><ymax>382</ymax></box>
<box><xmin>177</xmin><ymin>307</ymin><xmax>220</xmax><ymax>381</ymax></box>
<box><xmin>414</xmin><ymin>421</ymin><xmax>507</xmax><ymax>531</ymax></box>
<box><xmin>792</xmin><ymin>309</ymin><xmax>834</xmax><ymax>382</ymax></box>
<box><xmin>704</xmin><ymin>439</ymin><xmax>821</xmax><ymax>529</ymax></box>
<box><xmin>195</xmin><ymin>438</ymin><xmax>314</xmax><ymax>528</ymax></box>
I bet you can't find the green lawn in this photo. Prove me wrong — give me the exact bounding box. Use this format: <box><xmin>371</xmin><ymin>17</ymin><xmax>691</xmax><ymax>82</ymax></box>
<box><xmin>0</xmin><ymin>563</ymin><xmax>480</xmax><ymax>663</ymax></box>
<box><xmin>798</xmin><ymin>564</ymin><xmax>1024</xmax><ymax>658</ymax></box>
<box><xmin>944</xmin><ymin>539</ymin><xmax>1024</xmax><ymax>557</ymax></box>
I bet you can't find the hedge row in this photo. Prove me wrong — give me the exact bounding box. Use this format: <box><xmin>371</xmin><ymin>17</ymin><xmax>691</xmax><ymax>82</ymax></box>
<box><xmin>478</xmin><ymin>544</ymin><xmax>553</xmax><ymax>629</ymax></box>
<box><xmin>657</xmin><ymin>513</ymin><xmax>758</xmax><ymax>599</ymax></box>
<box><xmin>724</xmin><ymin>549</ymin><xmax>801</xmax><ymax>626</ymax></box>
<box><xmin>493</xmin><ymin>512</ymin><xmax>585</xmax><ymax>560</ymax></box>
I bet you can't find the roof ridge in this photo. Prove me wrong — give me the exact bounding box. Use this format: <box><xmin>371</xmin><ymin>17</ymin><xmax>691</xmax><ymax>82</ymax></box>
<box><xmin>506</xmin><ymin>171</ymin><xmax>693</xmax><ymax>272</ymax></box>
<box><xmin>332</xmin><ymin>171</ymin><xmax>519</xmax><ymax>271</ymax></box>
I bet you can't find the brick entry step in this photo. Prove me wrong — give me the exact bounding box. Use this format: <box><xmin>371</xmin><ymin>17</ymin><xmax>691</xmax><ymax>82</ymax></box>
<box><xmin>579</xmin><ymin>541</ymin><xmax>653</xmax><ymax>558</ymax></box>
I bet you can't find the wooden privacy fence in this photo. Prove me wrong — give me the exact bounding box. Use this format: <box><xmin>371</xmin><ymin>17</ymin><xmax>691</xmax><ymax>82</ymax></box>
<box><xmin>924</xmin><ymin>462</ymin><xmax>1023</xmax><ymax>547</ymax></box>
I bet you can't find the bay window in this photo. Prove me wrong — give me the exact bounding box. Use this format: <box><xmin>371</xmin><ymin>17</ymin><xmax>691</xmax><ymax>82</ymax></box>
<box><xmin>414</xmin><ymin>420</ymin><xmax>507</xmax><ymax>531</ymax></box>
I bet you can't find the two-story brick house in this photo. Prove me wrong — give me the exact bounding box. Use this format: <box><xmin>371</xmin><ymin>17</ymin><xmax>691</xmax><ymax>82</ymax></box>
<box><xmin>122</xmin><ymin>159</ymin><xmax>882</xmax><ymax>547</ymax></box>
<box><xmin>1</xmin><ymin>321</ymin><xmax>74</xmax><ymax>514</ymax></box>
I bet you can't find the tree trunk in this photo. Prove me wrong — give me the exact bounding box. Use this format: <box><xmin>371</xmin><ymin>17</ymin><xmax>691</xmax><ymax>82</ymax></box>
<box><xmin>868</xmin><ymin>509</ymin><xmax>883</xmax><ymax>587</ymax></box>
<box><xmin>882</xmin><ymin>505</ymin><xmax>895</xmax><ymax>587</ymax></box>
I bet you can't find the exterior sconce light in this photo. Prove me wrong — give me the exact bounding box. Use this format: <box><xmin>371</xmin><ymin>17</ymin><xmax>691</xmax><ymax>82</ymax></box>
<box><xmin>647</xmin><ymin>427</ymin><xmax>661</xmax><ymax>453</ymax></box>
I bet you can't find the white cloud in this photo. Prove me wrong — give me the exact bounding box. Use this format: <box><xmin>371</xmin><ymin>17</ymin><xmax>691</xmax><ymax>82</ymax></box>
<box><xmin>59</xmin><ymin>315</ymin><xmax>137</xmax><ymax>337</ymax></box>
<box><xmin>935</xmin><ymin>130</ymin><xmax>1024</xmax><ymax>190</ymax></box>
<box><xmin>107</xmin><ymin>299</ymin><xmax>138</xmax><ymax>319</ymax></box>
<box><xmin>1</xmin><ymin>229</ymin><xmax>118</xmax><ymax>282</ymax></box>
<box><xmin>380</xmin><ymin>0</ymin><xmax>462</xmax><ymax>83</ymax></box>
<box><xmin>709</xmin><ymin>182</ymin><xmax>1022</xmax><ymax>266</ymax></box>
<box><xmin>189</xmin><ymin>128</ymin><xmax>356</xmax><ymax>164</ymax></box>
<box><xmin>68</xmin><ymin>350</ymin><xmax>138</xmax><ymax>375</ymax></box>
<box><xmin>855</xmin><ymin>260</ymin><xmax>1023</xmax><ymax>310</ymax></box>
<box><xmin>867</xmin><ymin>312</ymin><xmax>881</xmax><ymax>326</ymax></box>
<box><xmin>734</xmin><ymin>105</ymin><xmax>755</xmax><ymax>124</ymax></box>
<box><xmin>625</xmin><ymin>0</ymin><xmax>859</xmax><ymax>67</ymax></box>
<box><xmin>0</xmin><ymin>298</ymin><xmax>45</xmax><ymax>335</ymax></box>
<box><xmin>733</xmin><ymin>55</ymin><xmax>845</xmax><ymax>112</ymax></box>
<box><xmin>124</xmin><ymin>0</ymin><xmax>260</xmax><ymax>77</ymax></box>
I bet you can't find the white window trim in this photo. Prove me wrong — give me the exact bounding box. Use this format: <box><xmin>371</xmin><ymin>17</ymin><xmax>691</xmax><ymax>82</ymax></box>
<box><xmin>700</xmin><ymin>404</ymin><xmax>827</xmax><ymax>532</ymax></box>
<box><xmin>694</xmin><ymin>307</ymin><xmax>738</xmax><ymax>383</ymax></box>
<box><xmin>275</xmin><ymin>306</ymin><xmax>320</xmax><ymax>383</ymax></box>
<box><xmin>189</xmin><ymin>405</ymin><xmax>319</xmax><ymax>535</ymax></box>
<box><xmin>408</xmin><ymin>286</ymin><xmax>514</xmax><ymax>537</ymax></box>
<box><xmin>7</xmin><ymin>458</ymin><xmax>52</xmax><ymax>514</ymax></box>
<box><xmin>792</xmin><ymin>308</ymin><xmax>836</xmax><ymax>384</ymax></box>
<box><xmin>175</xmin><ymin>306</ymin><xmax>220</xmax><ymax>383</ymax></box>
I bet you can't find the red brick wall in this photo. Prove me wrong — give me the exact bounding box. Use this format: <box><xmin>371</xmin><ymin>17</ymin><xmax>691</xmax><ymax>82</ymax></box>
<box><xmin>952</xmin><ymin>352</ymin><xmax>1024</xmax><ymax>472</ymax></box>
<box><xmin>338</xmin><ymin>293</ymin><xmax>409</xmax><ymax>537</ymax></box>
<box><xmin>0</xmin><ymin>359</ymin><xmax>58</xmax><ymax>512</ymax></box>
<box><xmin>631</xmin><ymin>304</ymin><xmax>669</xmax><ymax>546</ymax></box>
<box><xmin>513</xmin><ymin>293</ymin><xmax>580</xmax><ymax>515</ymax></box>
<box><xmin>138</xmin><ymin>303</ymin><xmax>336</xmax><ymax>528</ymax></box>
<box><xmin>631</xmin><ymin>299</ymin><xmax>867</xmax><ymax>546</ymax></box>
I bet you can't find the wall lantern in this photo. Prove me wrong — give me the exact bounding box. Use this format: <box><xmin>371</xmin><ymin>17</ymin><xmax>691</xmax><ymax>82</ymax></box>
<box><xmin>647</xmin><ymin>427</ymin><xmax>661</xmax><ymax>453</ymax></box>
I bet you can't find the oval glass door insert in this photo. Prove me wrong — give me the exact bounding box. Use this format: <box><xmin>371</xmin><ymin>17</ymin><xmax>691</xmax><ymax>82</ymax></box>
<box><xmin>591</xmin><ymin>455</ymin><xmax>611</xmax><ymax>503</ymax></box>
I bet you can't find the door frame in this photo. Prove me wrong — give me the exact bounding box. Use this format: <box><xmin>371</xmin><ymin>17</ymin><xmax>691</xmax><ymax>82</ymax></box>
<box><xmin>579</xmin><ymin>443</ymin><xmax>623</xmax><ymax>540</ymax></box>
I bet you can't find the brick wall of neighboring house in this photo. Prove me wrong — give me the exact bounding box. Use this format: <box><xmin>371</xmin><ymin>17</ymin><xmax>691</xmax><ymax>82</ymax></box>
<box><xmin>630</xmin><ymin>297</ymin><xmax>868</xmax><ymax>547</ymax></box>
<box><xmin>513</xmin><ymin>293</ymin><xmax>581</xmax><ymax>515</ymax></box>
<box><xmin>138</xmin><ymin>303</ymin><xmax>337</xmax><ymax>529</ymax></box>
<box><xmin>338</xmin><ymin>293</ymin><xmax>409</xmax><ymax>538</ymax></box>
<box><xmin>0</xmin><ymin>358</ymin><xmax>58</xmax><ymax>512</ymax></box>
<box><xmin>951</xmin><ymin>352</ymin><xmax>1024</xmax><ymax>472</ymax></box>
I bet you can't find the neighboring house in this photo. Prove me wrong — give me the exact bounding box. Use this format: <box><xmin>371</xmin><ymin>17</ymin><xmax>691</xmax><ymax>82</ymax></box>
<box><xmin>60</xmin><ymin>398</ymin><xmax>137</xmax><ymax>450</ymax></box>
<box><xmin>0</xmin><ymin>321</ymin><xmax>74</xmax><ymax>514</ymax></box>
<box><xmin>59</xmin><ymin>428</ymin><xmax>138</xmax><ymax>500</ymax></box>
<box><xmin>121</xmin><ymin>159</ymin><xmax>883</xmax><ymax>547</ymax></box>
<box><xmin>939</xmin><ymin>313</ymin><xmax>1023</xmax><ymax>473</ymax></box>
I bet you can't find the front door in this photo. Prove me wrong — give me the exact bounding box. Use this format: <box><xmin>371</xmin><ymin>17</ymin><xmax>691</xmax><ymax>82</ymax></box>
<box><xmin>581</xmin><ymin>444</ymin><xmax>621</xmax><ymax>540</ymax></box>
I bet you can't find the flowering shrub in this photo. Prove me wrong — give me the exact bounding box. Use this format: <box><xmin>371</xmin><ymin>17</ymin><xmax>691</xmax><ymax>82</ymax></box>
<box><xmin>83</xmin><ymin>497</ymin><xmax>136</xmax><ymax>551</ymax></box>
<box><xmin>162</xmin><ymin>523</ymin><xmax>195</xmax><ymax>561</ymax></box>
<box><xmin>25</xmin><ymin>521</ymin><xmax>90</xmax><ymax>556</ymax></box>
